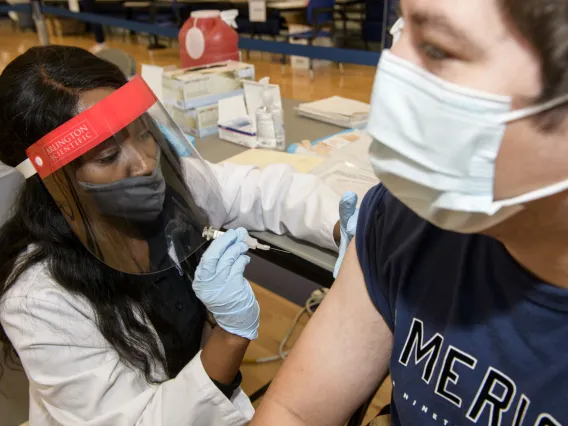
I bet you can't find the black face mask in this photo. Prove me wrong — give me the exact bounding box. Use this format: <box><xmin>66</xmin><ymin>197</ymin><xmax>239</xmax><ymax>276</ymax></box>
<box><xmin>79</xmin><ymin>158</ymin><xmax>166</xmax><ymax>223</ymax></box>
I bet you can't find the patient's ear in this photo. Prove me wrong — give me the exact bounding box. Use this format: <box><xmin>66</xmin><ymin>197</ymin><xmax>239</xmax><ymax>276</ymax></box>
<box><xmin>493</xmin><ymin>108</ymin><xmax>568</xmax><ymax>201</ymax></box>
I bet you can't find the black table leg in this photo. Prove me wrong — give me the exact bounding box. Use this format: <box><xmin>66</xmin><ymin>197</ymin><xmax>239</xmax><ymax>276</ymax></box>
<box><xmin>147</xmin><ymin>0</ymin><xmax>166</xmax><ymax>49</ymax></box>
<box><xmin>249</xmin><ymin>380</ymin><xmax>272</xmax><ymax>403</ymax></box>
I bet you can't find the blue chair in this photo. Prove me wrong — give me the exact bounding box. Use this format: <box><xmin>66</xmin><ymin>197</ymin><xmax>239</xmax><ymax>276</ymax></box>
<box><xmin>288</xmin><ymin>0</ymin><xmax>338</xmax><ymax>77</ymax></box>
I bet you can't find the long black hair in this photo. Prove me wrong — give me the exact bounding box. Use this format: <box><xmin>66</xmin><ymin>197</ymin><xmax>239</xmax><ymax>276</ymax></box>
<box><xmin>0</xmin><ymin>46</ymin><xmax>171</xmax><ymax>383</ymax></box>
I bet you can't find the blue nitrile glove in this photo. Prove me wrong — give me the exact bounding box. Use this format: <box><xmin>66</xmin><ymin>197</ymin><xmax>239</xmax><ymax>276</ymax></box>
<box><xmin>193</xmin><ymin>228</ymin><xmax>260</xmax><ymax>340</ymax></box>
<box><xmin>333</xmin><ymin>192</ymin><xmax>359</xmax><ymax>278</ymax></box>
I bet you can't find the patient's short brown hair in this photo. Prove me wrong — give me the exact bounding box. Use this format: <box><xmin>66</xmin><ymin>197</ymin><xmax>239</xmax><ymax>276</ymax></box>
<box><xmin>500</xmin><ymin>0</ymin><xmax>568</xmax><ymax>128</ymax></box>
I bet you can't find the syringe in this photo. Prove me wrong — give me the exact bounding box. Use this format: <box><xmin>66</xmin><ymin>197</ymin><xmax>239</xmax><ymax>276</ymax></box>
<box><xmin>203</xmin><ymin>226</ymin><xmax>288</xmax><ymax>252</ymax></box>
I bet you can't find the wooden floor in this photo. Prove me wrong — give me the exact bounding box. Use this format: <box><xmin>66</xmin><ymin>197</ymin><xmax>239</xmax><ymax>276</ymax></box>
<box><xmin>0</xmin><ymin>22</ymin><xmax>376</xmax><ymax>103</ymax></box>
<box><xmin>246</xmin><ymin>283</ymin><xmax>392</xmax><ymax>424</ymax></box>
<box><xmin>0</xmin><ymin>21</ymin><xmax>390</xmax><ymax>424</ymax></box>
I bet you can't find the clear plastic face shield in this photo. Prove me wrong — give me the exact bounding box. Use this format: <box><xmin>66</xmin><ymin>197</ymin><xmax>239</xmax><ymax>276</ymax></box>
<box><xmin>17</xmin><ymin>76</ymin><xmax>227</xmax><ymax>275</ymax></box>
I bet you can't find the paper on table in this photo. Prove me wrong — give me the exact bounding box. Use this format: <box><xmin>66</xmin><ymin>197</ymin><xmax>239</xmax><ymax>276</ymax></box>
<box><xmin>311</xmin><ymin>159</ymin><xmax>379</xmax><ymax>204</ymax></box>
<box><xmin>290</xmin><ymin>130</ymin><xmax>372</xmax><ymax>157</ymax></box>
<box><xmin>68</xmin><ymin>0</ymin><xmax>80</xmax><ymax>13</ymax></box>
<box><xmin>296</xmin><ymin>96</ymin><xmax>369</xmax><ymax>128</ymax></box>
<box><xmin>328</xmin><ymin>131</ymin><xmax>373</xmax><ymax>160</ymax></box>
<box><xmin>249</xmin><ymin>0</ymin><xmax>267</xmax><ymax>22</ymax></box>
<box><xmin>310</xmin><ymin>134</ymin><xmax>377</xmax><ymax>202</ymax></box>
<box><xmin>223</xmin><ymin>149</ymin><xmax>325</xmax><ymax>173</ymax></box>
<box><xmin>298</xmin><ymin>96</ymin><xmax>369</xmax><ymax>117</ymax></box>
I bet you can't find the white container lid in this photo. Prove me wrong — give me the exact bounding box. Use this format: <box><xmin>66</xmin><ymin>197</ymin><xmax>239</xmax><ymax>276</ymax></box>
<box><xmin>190</xmin><ymin>10</ymin><xmax>221</xmax><ymax>18</ymax></box>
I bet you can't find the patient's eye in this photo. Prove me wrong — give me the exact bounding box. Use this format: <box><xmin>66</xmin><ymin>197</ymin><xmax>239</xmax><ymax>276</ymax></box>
<box><xmin>419</xmin><ymin>42</ymin><xmax>451</xmax><ymax>60</ymax></box>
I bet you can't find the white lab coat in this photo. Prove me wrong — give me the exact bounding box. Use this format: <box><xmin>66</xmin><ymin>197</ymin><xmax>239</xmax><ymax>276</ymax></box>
<box><xmin>0</xmin><ymin>163</ymin><xmax>340</xmax><ymax>426</ymax></box>
<box><xmin>197</xmin><ymin>160</ymin><xmax>340</xmax><ymax>252</ymax></box>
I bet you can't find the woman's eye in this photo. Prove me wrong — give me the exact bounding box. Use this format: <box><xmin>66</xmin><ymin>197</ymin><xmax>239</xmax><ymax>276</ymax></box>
<box><xmin>137</xmin><ymin>130</ymin><xmax>152</xmax><ymax>141</ymax></box>
<box><xmin>96</xmin><ymin>151</ymin><xmax>119</xmax><ymax>165</ymax></box>
<box><xmin>419</xmin><ymin>42</ymin><xmax>450</xmax><ymax>60</ymax></box>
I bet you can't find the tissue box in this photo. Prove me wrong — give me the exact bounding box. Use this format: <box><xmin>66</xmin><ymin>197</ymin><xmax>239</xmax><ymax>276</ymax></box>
<box><xmin>163</xmin><ymin>61</ymin><xmax>256</xmax><ymax>110</ymax></box>
<box><xmin>166</xmin><ymin>104</ymin><xmax>219</xmax><ymax>138</ymax></box>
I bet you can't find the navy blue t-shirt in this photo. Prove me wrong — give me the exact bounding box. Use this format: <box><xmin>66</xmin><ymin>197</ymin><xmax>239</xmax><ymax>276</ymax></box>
<box><xmin>356</xmin><ymin>184</ymin><xmax>568</xmax><ymax>426</ymax></box>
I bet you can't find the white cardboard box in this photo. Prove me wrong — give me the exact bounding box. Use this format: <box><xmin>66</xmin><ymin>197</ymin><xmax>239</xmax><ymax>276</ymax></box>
<box><xmin>217</xmin><ymin>79</ymin><xmax>283</xmax><ymax>148</ymax></box>
<box><xmin>218</xmin><ymin>124</ymin><xmax>258</xmax><ymax>148</ymax></box>
<box><xmin>165</xmin><ymin>103</ymin><xmax>220</xmax><ymax>138</ymax></box>
<box><xmin>162</xmin><ymin>61</ymin><xmax>255</xmax><ymax>110</ymax></box>
<box><xmin>217</xmin><ymin>94</ymin><xmax>257</xmax><ymax>148</ymax></box>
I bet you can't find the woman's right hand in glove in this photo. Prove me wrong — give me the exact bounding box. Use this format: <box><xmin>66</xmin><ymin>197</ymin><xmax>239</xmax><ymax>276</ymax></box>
<box><xmin>193</xmin><ymin>228</ymin><xmax>260</xmax><ymax>341</ymax></box>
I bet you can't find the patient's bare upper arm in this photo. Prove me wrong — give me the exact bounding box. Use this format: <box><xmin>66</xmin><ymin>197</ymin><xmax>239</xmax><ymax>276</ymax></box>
<box><xmin>252</xmin><ymin>241</ymin><xmax>393</xmax><ymax>426</ymax></box>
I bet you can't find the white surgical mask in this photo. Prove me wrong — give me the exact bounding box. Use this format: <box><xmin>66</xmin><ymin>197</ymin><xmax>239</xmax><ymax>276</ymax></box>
<box><xmin>390</xmin><ymin>17</ymin><xmax>404</xmax><ymax>46</ymax></box>
<box><xmin>367</xmin><ymin>50</ymin><xmax>568</xmax><ymax>233</ymax></box>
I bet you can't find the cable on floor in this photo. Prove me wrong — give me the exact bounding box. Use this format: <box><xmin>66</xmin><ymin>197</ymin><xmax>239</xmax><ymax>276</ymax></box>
<box><xmin>242</xmin><ymin>288</ymin><xmax>329</xmax><ymax>364</ymax></box>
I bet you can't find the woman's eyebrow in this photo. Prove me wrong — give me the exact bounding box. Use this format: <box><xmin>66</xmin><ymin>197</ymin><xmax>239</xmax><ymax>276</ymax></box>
<box><xmin>410</xmin><ymin>10</ymin><xmax>483</xmax><ymax>55</ymax></box>
<box><xmin>84</xmin><ymin>138</ymin><xmax>120</xmax><ymax>159</ymax></box>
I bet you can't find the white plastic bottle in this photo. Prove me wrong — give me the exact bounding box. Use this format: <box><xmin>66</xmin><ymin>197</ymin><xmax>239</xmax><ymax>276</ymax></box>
<box><xmin>256</xmin><ymin>87</ymin><xmax>285</xmax><ymax>151</ymax></box>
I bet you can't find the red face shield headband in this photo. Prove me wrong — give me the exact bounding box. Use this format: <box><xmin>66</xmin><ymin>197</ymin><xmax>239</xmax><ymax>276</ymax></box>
<box><xmin>16</xmin><ymin>76</ymin><xmax>157</xmax><ymax>179</ymax></box>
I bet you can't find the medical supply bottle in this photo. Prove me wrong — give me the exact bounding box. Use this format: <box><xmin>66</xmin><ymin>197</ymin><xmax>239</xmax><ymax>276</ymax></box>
<box><xmin>179</xmin><ymin>10</ymin><xmax>239</xmax><ymax>68</ymax></box>
<box><xmin>256</xmin><ymin>87</ymin><xmax>285</xmax><ymax>151</ymax></box>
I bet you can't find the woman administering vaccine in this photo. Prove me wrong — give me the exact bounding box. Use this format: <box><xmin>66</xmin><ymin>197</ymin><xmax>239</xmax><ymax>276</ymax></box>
<box><xmin>0</xmin><ymin>46</ymin><xmax>349</xmax><ymax>425</ymax></box>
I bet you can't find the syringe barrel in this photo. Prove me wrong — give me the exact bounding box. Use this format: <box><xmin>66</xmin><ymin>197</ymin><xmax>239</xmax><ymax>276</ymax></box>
<box><xmin>203</xmin><ymin>226</ymin><xmax>269</xmax><ymax>251</ymax></box>
<box><xmin>203</xmin><ymin>226</ymin><xmax>224</xmax><ymax>241</ymax></box>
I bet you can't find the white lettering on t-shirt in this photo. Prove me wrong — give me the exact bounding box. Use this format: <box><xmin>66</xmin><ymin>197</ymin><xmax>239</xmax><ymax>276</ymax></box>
<box><xmin>394</xmin><ymin>317</ymin><xmax>560</xmax><ymax>426</ymax></box>
<box><xmin>399</xmin><ymin>318</ymin><xmax>444</xmax><ymax>384</ymax></box>
<box><xmin>467</xmin><ymin>367</ymin><xmax>517</xmax><ymax>426</ymax></box>
<box><xmin>434</xmin><ymin>345</ymin><xmax>477</xmax><ymax>408</ymax></box>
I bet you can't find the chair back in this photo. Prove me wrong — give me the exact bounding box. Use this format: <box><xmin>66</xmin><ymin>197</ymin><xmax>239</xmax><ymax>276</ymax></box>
<box><xmin>306</xmin><ymin>0</ymin><xmax>336</xmax><ymax>26</ymax></box>
<box><xmin>0</xmin><ymin>171</ymin><xmax>29</xmax><ymax>426</ymax></box>
<box><xmin>0</xmin><ymin>163</ymin><xmax>24</xmax><ymax>226</ymax></box>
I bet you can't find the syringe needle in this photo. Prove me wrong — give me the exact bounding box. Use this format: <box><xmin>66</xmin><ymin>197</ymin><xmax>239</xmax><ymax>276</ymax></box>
<box><xmin>268</xmin><ymin>247</ymin><xmax>291</xmax><ymax>254</ymax></box>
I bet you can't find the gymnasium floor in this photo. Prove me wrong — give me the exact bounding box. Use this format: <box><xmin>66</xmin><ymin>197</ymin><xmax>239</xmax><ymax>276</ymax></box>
<box><xmin>0</xmin><ymin>20</ymin><xmax>390</xmax><ymax>425</ymax></box>
<box><xmin>0</xmin><ymin>21</ymin><xmax>376</xmax><ymax>102</ymax></box>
